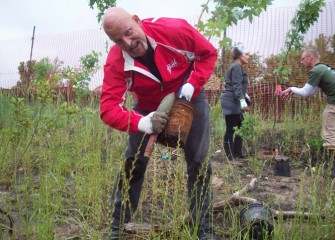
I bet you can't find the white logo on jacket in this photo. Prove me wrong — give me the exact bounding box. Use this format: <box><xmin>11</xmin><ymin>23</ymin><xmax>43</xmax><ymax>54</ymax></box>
<box><xmin>167</xmin><ymin>58</ymin><xmax>177</xmax><ymax>74</ymax></box>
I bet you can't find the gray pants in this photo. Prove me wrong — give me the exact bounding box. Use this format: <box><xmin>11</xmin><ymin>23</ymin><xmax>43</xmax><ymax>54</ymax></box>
<box><xmin>322</xmin><ymin>103</ymin><xmax>335</xmax><ymax>148</ymax></box>
<box><xmin>110</xmin><ymin>90</ymin><xmax>213</xmax><ymax>234</ymax></box>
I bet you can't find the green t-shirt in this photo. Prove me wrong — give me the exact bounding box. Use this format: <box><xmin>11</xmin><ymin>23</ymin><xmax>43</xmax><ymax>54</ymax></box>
<box><xmin>308</xmin><ymin>63</ymin><xmax>335</xmax><ymax>104</ymax></box>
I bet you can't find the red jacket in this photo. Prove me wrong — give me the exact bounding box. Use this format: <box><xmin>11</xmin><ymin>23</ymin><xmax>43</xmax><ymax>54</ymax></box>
<box><xmin>100</xmin><ymin>17</ymin><xmax>218</xmax><ymax>132</ymax></box>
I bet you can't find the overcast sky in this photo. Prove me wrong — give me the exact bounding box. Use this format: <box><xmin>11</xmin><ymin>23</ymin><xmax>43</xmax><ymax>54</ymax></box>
<box><xmin>0</xmin><ymin>0</ymin><xmax>316</xmax><ymax>40</ymax></box>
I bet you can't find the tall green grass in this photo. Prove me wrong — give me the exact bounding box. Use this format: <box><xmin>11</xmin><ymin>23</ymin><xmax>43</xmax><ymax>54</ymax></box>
<box><xmin>0</xmin><ymin>93</ymin><xmax>334</xmax><ymax>239</ymax></box>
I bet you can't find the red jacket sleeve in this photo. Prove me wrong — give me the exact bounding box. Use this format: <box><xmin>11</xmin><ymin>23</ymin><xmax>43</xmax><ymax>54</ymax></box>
<box><xmin>100</xmin><ymin>57</ymin><xmax>142</xmax><ymax>132</ymax></box>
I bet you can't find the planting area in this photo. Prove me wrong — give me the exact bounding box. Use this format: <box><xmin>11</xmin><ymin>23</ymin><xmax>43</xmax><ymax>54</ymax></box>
<box><xmin>1</xmin><ymin>94</ymin><xmax>335</xmax><ymax>240</ymax></box>
<box><xmin>1</xmin><ymin>1</ymin><xmax>334</xmax><ymax>238</ymax></box>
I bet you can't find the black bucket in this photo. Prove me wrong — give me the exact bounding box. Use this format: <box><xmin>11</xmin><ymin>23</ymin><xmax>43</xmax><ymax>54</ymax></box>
<box><xmin>274</xmin><ymin>155</ymin><xmax>291</xmax><ymax>177</ymax></box>
<box><xmin>240</xmin><ymin>203</ymin><xmax>274</xmax><ymax>240</ymax></box>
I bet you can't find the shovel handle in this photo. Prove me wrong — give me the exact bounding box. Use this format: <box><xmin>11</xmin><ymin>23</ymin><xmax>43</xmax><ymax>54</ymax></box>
<box><xmin>144</xmin><ymin>134</ymin><xmax>158</xmax><ymax>158</ymax></box>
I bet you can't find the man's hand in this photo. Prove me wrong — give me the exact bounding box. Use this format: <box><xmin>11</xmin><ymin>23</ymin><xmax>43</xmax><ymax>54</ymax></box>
<box><xmin>281</xmin><ymin>87</ymin><xmax>292</xmax><ymax>100</ymax></box>
<box><xmin>179</xmin><ymin>83</ymin><xmax>194</xmax><ymax>101</ymax></box>
<box><xmin>138</xmin><ymin>111</ymin><xmax>169</xmax><ymax>134</ymax></box>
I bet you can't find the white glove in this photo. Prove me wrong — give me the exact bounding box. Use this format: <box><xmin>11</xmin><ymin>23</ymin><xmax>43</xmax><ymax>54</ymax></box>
<box><xmin>179</xmin><ymin>83</ymin><xmax>194</xmax><ymax>101</ymax></box>
<box><xmin>138</xmin><ymin>112</ymin><xmax>154</xmax><ymax>134</ymax></box>
<box><xmin>240</xmin><ymin>98</ymin><xmax>248</xmax><ymax>110</ymax></box>
<box><xmin>245</xmin><ymin>93</ymin><xmax>250</xmax><ymax>102</ymax></box>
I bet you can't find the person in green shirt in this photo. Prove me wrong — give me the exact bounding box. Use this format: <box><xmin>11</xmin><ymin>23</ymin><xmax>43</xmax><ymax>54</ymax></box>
<box><xmin>282</xmin><ymin>47</ymin><xmax>335</xmax><ymax>177</ymax></box>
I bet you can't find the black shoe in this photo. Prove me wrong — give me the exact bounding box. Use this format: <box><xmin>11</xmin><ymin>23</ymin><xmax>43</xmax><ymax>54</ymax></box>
<box><xmin>233</xmin><ymin>136</ymin><xmax>247</xmax><ymax>159</ymax></box>
<box><xmin>224</xmin><ymin>141</ymin><xmax>235</xmax><ymax>161</ymax></box>
<box><xmin>198</xmin><ymin>231</ymin><xmax>218</xmax><ymax>240</ymax></box>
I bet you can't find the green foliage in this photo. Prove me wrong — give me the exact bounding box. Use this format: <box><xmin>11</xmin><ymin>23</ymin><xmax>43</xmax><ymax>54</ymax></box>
<box><xmin>272</xmin><ymin>63</ymin><xmax>292</xmax><ymax>83</ymax></box>
<box><xmin>292</xmin><ymin>0</ymin><xmax>326</xmax><ymax>35</ymax></box>
<box><xmin>268</xmin><ymin>1</ymin><xmax>326</xmax><ymax>154</ymax></box>
<box><xmin>34</xmin><ymin>58</ymin><xmax>58</xmax><ymax>82</ymax></box>
<box><xmin>63</xmin><ymin>50</ymin><xmax>101</xmax><ymax>102</ymax></box>
<box><xmin>197</xmin><ymin>0</ymin><xmax>273</xmax><ymax>49</ymax></box>
<box><xmin>15</xmin><ymin>51</ymin><xmax>102</xmax><ymax>103</ymax></box>
<box><xmin>88</xmin><ymin>0</ymin><xmax>116</xmax><ymax>22</ymax></box>
<box><xmin>17</xmin><ymin>60</ymin><xmax>36</xmax><ymax>89</ymax></box>
<box><xmin>308</xmin><ymin>136</ymin><xmax>323</xmax><ymax>151</ymax></box>
<box><xmin>234</xmin><ymin>112</ymin><xmax>259</xmax><ymax>143</ymax></box>
<box><xmin>80</xmin><ymin>50</ymin><xmax>101</xmax><ymax>71</ymax></box>
<box><xmin>197</xmin><ymin>0</ymin><xmax>272</xmax><ymax>98</ymax></box>
<box><xmin>234</xmin><ymin>112</ymin><xmax>266</xmax><ymax>175</ymax></box>
<box><xmin>273</xmin><ymin>0</ymin><xmax>326</xmax><ymax>83</ymax></box>
<box><xmin>264</xmin><ymin>33</ymin><xmax>335</xmax><ymax>86</ymax></box>
<box><xmin>0</xmin><ymin>93</ymin><xmax>114</xmax><ymax>237</ymax></box>
<box><xmin>210</xmin><ymin>103</ymin><xmax>225</xmax><ymax>143</ymax></box>
<box><xmin>4</xmin><ymin>97</ymin><xmax>32</xmax><ymax>142</ymax></box>
<box><xmin>33</xmin><ymin>58</ymin><xmax>63</xmax><ymax>103</ymax></box>
<box><xmin>284</xmin><ymin>0</ymin><xmax>325</xmax><ymax>52</ymax></box>
<box><xmin>2</xmin><ymin>51</ymin><xmax>101</xmax><ymax>180</ymax></box>
<box><xmin>210</xmin><ymin>102</ymin><xmax>222</xmax><ymax>120</ymax></box>
<box><xmin>1</xmin><ymin>95</ymin><xmax>335</xmax><ymax>238</ymax></box>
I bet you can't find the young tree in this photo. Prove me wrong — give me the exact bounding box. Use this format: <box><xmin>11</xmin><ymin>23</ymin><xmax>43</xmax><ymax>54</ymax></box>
<box><xmin>273</xmin><ymin>0</ymin><xmax>326</xmax><ymax>83</ymax></box>
<box><xmin>17</xmin><ymin>60</ymin><xmax>36</xmax><ymax>90</ymax></box>
<box><xmin>88</xmin><ymin>0</ymin><xmax>116</xmax><ymax>22</ymax></box>
<box><xmin>197</xmin><ymin>0</ymin><xmax>273</xmax><ymax>91</ymax></box>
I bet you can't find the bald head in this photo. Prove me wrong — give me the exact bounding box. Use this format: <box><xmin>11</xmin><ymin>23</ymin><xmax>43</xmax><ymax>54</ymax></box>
<box><xmin>102</xmin><ymin>7</ymin><xmax>148</xmax><ymax>57</ymax></box>
<box><xmin>301</xmin><ymin>47</ymin><xmax>320</xmax><ymax>69</ymax></box>
<box><xmin>303</xmin><ymin>48</ymin><xmax>320</xmax><ymax>60</ymax></box>
<box><xmin>103</xmin><ymin>7</ymin><xmax>133</xmax><ymax>35</ymax></box>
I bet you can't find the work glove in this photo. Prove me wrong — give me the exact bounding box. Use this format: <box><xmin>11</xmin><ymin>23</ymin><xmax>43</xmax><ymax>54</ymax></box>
<box><xmin>245</xmin><ymin>93</ymin><xmax>250</xmax><ymax>102</ymax></box>
<box><xmin>245</xmin><ymin>93</ymin><xmax>251</xmax><ymax>106</ymax></box>
<box><xmin>138</xmin><ymin>112</ymin><xmax>169</xmax><ymax>134</ymax></box>
<box><xmin>179</xmin><ymin>83</ymin><xmax>194</xmax><ymax>101</ymax></box>
<box><xmin>240</xmin><ymin>98</ymin><xmax>248</xmax><ymax>110</ymax></box>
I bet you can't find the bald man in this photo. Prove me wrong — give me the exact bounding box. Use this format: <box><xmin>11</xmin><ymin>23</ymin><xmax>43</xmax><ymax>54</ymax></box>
<box><xmin>282</xmin><ymin>48</ymin><xmax>335</xmax><ymax>177</ymax></box>
<box><xmin>100</xmin><ymin>7</ymin><xmax>218</xmax><ymax>240</ymax></box>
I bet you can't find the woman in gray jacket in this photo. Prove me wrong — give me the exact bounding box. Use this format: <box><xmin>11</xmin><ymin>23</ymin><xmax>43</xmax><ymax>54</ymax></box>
<box><xmin>220</xmin><ymin>43</ymin><xmax>250</xmax><ymax>160</ymax></box>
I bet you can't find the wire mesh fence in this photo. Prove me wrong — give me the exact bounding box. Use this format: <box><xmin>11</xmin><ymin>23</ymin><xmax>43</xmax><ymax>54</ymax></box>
<box><xmin>0</xmin><ymin>1</ymin><xmax>334</xmax><ymax>120</ymax></box>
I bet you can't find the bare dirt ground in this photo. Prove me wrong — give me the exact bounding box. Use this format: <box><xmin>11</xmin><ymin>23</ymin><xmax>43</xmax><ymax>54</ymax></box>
<box><xmin>206</xmin><ymin>148</ymin><xmax>321</xmax><ymax>239</ymax></box>
<box><xmin>210</xmin><ymin>149</ymin><xmax>314</xmax><ymax>212</ymax></box>
<box><xmin>0</xmin><ymin>147</ymin><xmax>328</xmax><ymax>239</ymax></box>
<box><xmin>120</xmin><ymin>147</ymin><xmax>322</xmax><ymax>239</ymax></box>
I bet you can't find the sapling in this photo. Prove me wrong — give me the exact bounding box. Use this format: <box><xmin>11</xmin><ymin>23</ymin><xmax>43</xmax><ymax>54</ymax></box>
<box><xmin>271</xmin><ymin>0</ymin><xmax>326</xmax><ymax>151</ymax></box>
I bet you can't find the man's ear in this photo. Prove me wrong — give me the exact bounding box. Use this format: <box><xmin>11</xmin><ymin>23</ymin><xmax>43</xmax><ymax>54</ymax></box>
<box><xmin>132</xmin><ymin>15</ymin><xmax>141</xmax><ymax>26</ymax></box>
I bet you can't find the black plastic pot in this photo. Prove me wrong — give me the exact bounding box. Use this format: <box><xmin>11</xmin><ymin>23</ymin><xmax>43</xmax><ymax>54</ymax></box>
<box><xmin>274</xmin><ymin>155</ymin><xmax>291</xmax><ymax>177</ymax></box>
<box><xmin>240</xmin><ymin>203</ymin><xmax>274</xmax><ymax>240</ymax></box>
